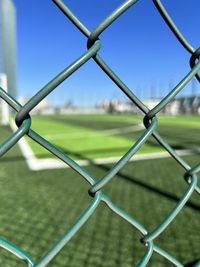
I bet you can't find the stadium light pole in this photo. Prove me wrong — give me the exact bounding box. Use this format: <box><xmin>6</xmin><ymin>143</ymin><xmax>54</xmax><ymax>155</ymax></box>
<box><xmin>0</xmin><ymin>73</ymin><xmax>9</xmax><ymax>125</ymax></box>
<box><xmin>191</xmin><ymin>79</ymin><xmax>197</xmax><ymax>96</ymax></box>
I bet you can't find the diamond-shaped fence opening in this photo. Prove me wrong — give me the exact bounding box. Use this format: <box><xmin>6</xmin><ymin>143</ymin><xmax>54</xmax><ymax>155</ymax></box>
<box><xmin>0</xmin><ymin>0</ymin><xmax>199</xmax><ymax>266</ymax></box>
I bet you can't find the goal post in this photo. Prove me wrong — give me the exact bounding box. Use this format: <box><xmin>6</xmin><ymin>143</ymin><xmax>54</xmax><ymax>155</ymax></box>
<box><xmin>0</xmin><ymin>73</ymin><xmax>10</xmax><ymax>125</ymax></box>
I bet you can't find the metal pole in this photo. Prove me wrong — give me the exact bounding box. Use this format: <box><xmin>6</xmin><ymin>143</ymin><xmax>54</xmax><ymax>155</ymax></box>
<box><xmin>0</xmin><ymin>73</ymin><xmax>9</xmax><ymax>125</ymax></box>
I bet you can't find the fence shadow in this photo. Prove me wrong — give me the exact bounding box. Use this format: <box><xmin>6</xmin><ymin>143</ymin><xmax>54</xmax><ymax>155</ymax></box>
<box><xmin>58</xmin><ymin>146</ymin><xmax>200</xmax><ymax>212</ymax></box>
<box><xmin>185</xmin><ymin>259</ymin><xmax>200</xmax><ymax>266</ymax></box>
<box><xmin>98</xmin><ymin>164</ymin><xmax>200</xmax><ymax>212</ymax></box>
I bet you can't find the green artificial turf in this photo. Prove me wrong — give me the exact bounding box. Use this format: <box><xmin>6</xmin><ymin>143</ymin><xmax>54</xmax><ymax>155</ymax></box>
<box><xmin>27</xmin><ymin>114</ymin><xmax>161</xmax><ymax>160</ymax></box>
<box><xmin>0</xmin><ymin>124</ymin><xmax>199</xmax><ymax>266</ymax></box>
<box><xmin>26</xmin><ymin>114</ymin><xmax>200</xmax><ymax>161</ymax></box>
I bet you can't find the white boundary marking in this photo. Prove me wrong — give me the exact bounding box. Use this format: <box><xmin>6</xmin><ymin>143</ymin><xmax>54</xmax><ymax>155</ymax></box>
<box><xmin>10</xmin><ymin>120</ymin><xmax>199</xmax><ymax>171</ymax></box>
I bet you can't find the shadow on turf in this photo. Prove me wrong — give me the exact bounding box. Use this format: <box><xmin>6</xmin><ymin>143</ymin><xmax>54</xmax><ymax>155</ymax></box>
<box><xmin>0</xmin><ymin>155</ymin><xmax>24</xmax><ymax>163</ymax></box>
<box><xmin>0</xmin><ymin>146</ymin><xmax>133</xmax><ymax>163</ymax></box>
<box><xmin>146</xmin><ymin>138</ymin><xmax>200</xmax><ymax>151</ymax></box>
<box><xmin>57</xmin><ymin>146</ymin><xmax>200</xmax><ymax>212</ymax></box>
<box><xmin>185</xmin><ymin>259</ymin><xmax>200</xmax><ymax>266</ymax></box>
<box><xmin>3</xmin><ymin>145</ymin><xmax>199</xmax><ymax>212</ymax></box>
<box><xmin>99</xmin><ymin>164</ymin><xmax>200</xmax><ymax>212</ymax></box>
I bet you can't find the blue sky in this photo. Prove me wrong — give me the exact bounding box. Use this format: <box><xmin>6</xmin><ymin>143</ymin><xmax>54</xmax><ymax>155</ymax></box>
<box><xmin>13</xmin><ymin>0</ymin><xmax>199</xmax><ymax>107</ymax></box>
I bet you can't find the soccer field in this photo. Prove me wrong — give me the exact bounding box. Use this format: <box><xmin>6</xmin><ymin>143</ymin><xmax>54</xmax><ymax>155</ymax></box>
<box><xmin>0</xmin><ymin>123</ymin><xmax>199</xmax><ymax>266</ymax></box>
<box><xmin>0</xmin><ymin>114</ymin><xmax>199</xmax><ymax>266</ymax></box>
<box><xmin>27</xmin><ymin>114</ymin><xmax>200</xmax><ymax>161</ymax></box>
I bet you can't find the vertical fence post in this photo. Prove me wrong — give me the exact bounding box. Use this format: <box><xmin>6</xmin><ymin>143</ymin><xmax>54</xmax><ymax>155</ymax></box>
<box><xmin>0</xmin><ymin>73</ymin><xmax>9</xmax><ymax>125</ymax></box>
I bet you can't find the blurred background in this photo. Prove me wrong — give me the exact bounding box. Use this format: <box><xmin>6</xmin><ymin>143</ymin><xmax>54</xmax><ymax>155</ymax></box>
<box><xmin>0</xmin><ymin>0</ymin><xmax>199</xmax><ymax>266</ymax></box>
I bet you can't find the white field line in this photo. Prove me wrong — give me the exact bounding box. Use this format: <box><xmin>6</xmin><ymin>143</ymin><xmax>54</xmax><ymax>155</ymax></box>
<box><xmin>43</xmin><ymin>124</ymin><xmax>144</xmax><ymax>140</ymax></box>
<box><xmin>10</xmin><ymin>120</ymin><xmax>199</xmax><ymax>171</ymax></box>
<box><xmin>10</xmin><ymin>120</ymin><xmax>39</xmax><ymax>170</ymax></box>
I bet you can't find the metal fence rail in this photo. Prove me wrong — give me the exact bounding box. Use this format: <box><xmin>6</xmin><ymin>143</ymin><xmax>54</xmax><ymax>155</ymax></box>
<box><xmin>0</xmin><ymin>0</ymin><xmax>199</xmax><ymax>266</ymax></box>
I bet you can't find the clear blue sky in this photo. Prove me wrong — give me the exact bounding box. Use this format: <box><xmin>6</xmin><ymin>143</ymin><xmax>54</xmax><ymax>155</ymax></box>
<box><xmin>13</xmin><ymin>0</ymin><xmax>199</xmax><ymax>107</ymax></box>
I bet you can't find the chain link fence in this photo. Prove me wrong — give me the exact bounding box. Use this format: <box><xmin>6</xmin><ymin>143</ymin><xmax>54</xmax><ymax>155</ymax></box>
<box><xmin>0</xmin><ymin>0</ymin><xmax>199</xmax><ymax>266</ymax></box>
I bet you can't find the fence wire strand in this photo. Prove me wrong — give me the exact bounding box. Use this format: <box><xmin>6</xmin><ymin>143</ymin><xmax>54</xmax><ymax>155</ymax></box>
<box><xmin>0</xmin><ymin>0</ymin><xmax>199</xmax><ymax>266</ymax></box>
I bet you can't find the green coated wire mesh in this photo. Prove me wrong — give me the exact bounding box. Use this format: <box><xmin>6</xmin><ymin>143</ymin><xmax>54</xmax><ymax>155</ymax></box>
<box><xmin>0</xmin><ymin>0</ymin><xmax>199</xmax><ymax>266</ymax></box>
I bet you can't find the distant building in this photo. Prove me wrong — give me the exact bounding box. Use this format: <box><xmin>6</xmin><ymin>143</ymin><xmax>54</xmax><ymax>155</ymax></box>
<box><xmin>0</xmin><ymin>0</ymin><xmax>16</xmax><ymax>97</ymax></box>
<box><xmin>97</xmin><ymin>96</ymin><xmax>200</xmax><ymax>115</ymax></box>
<box><xmin>141</xmin><ymin>96</ymin><xmax>200</xmax><ymax>115</ymax></box>
<box><xmin>146</xmin><ymin>96</ymin><xmax>200</xmax><ymax>115</ymax></box>
<box><xmin>142</xmin><ymin>99</ymin><xmax>161</xmax><ymax>110</ymax></box>
<box><xmin>163</xmin><ymin>99</ymin><xmax>180</xmax><ymax>115</ymax></box>
<box><xmin>96</xmin><ymin>99</ymin><xmax>135</xmax><ymax>113</ymax></box>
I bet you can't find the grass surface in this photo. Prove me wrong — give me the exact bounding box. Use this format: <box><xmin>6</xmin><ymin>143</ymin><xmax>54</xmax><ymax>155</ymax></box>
<box><xmin>0</xmin><ymin>119</ymin><xmax>199</xmax><ymax>266</ymax></box>
<box><xmin>27</xmin><ymin>114</ymin><xmax>200</xmax><ymax>161</ymax></box>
